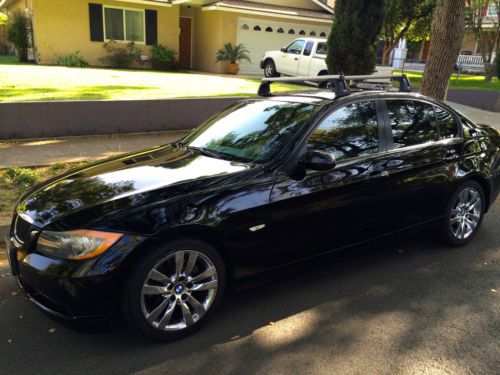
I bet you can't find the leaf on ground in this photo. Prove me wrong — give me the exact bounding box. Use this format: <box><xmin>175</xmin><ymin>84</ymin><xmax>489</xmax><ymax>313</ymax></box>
<box><xmin>491</xmin><ymin>289</ymin><xmax>497</xmax><ymax>293</ymax></box>
<box><xmin>269</xmin><ymin>322</ymin><xmax>275</xmax><ymax>326</ymax></box>
<box><xmin>7</xmin><ymin>339</ymin><xmax>12</xmax><ymax>343</ymax></box>
<box><xmin>11</xmin><ymin>291</ymin><xmax>18</xmax><ymax>297</ymax></box>
<box><xmin>48</xmin><ymin>328</ymin><xmax>56</xmax><ymax>334</ymax></box>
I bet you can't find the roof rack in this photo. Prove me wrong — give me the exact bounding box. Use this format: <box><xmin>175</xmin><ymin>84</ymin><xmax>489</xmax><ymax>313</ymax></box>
<box><xmin>257</xmin><ymin>74</ymin><xmax>412</xmax><ymax>97</ymax></box>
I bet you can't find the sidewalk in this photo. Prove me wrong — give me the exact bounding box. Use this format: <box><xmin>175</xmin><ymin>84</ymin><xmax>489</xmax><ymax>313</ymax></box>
<box><xmin>0</xmin><ymin>103</ymin><xmax>498</xmax><ymax>169</ymax></box>
<box><xmin>0</xmin><ymin>130</ymin><xmax>189</xmax><ymax>168</ymax></box>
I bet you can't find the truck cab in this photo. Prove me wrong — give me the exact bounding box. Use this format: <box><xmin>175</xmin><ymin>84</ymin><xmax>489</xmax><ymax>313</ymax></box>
<box><xmin>261</xmin><ymin>38</ymin><xmax>328</xmax><ymax>77</ymax></box>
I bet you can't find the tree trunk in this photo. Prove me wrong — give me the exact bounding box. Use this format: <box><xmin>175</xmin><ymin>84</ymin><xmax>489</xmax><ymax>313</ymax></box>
<box><xmin>420</xmin><ymin>0</ymin><xmax>465</xmax><ymax>100</ymax></box>
<box><xmin>382</xmin><ymin>41</ymin><xmax>394</xmax><ymax>65</ymax></box>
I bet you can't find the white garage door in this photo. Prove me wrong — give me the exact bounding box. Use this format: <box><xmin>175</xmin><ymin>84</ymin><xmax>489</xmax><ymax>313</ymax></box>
<box><xmin>236</xmin><ymin>17</ymin><xmax>331</xmax><ymax>75</ymax></box>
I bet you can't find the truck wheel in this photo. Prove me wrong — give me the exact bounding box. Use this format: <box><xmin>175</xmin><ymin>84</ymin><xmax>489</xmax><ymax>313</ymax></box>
<box><xmin>264</xmin><ymin>60</ymin><xmax>279</xmax><ymax>78</ymax></box>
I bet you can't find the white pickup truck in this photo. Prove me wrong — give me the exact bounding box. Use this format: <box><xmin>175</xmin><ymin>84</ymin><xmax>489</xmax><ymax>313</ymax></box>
<box><xmin>260</xmin><ymin>38</ymin><xmax>392</xmax><ymax>79</ymax></box>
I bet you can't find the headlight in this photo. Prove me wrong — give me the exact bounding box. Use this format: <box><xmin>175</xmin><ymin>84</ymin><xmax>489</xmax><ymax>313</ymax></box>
<box><xmin>37</xmin><ymin>230</ymin><xmax>124</xmax><ymax>260</ymax></box>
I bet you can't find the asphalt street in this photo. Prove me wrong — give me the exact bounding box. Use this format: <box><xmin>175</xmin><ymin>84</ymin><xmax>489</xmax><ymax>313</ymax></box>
<box><xmin>0</xmin><ymin>200</ymin><xmax>499</xmax><ymax>375</ymax></box>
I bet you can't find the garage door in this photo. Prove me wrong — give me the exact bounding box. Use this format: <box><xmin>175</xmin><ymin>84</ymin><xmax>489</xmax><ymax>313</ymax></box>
<box><xmin>236</xmin><ymin>17</ymin><xmax>331</xmax><ymax>75</ymax></box>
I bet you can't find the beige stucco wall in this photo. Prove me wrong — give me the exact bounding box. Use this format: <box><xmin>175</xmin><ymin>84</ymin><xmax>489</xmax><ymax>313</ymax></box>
<box><xmin>29</xmin><ymin>0</ymin><xmax>179</xmax><ymax>66</ymax></box>
<box><xmin>185</xmin><ymin>7</ymin><xmax>331</xmax><ymax>73</ymax></box>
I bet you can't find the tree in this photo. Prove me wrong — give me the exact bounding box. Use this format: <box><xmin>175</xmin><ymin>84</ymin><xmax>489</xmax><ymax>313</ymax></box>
<box><xmin>464</xmin><ymin>0</ymin><xmax>500</xmax><ymax>81</ymax></box>
<box><xmin>420</xmin><ymin>0</ymin><xmax>466</xmax><ymax>100</ymax></box>
<box><xmin>326</xmin><ymin>0</ymin><xmax>385</xmax><ymax>75</ymax></box>
<box><xmin>381</xmin><ymin>0</ymin><xmax>436</xmax><ymax>65</ymax></box>
<box><xmin>7</xmin><ymin>10</ymin><xmax>31</xmax><ymax>62</ymax></box>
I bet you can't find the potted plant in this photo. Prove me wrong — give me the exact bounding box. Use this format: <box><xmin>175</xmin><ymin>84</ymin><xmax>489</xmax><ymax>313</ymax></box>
<box><xmin>215</xmin><ymin>43</ymin><xmax>251</xmax><ymax>75</ymax></box>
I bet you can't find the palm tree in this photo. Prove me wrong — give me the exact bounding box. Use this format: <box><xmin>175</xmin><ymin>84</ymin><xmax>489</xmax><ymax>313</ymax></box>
<box><xmin>215</xmin><ymin>43</ymin><xmax>251</xmax><ymax>64</ymax></box>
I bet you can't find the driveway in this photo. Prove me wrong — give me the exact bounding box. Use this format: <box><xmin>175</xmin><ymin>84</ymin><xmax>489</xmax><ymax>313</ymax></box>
<box><xmin>0</xmin><ymin>199</ymin><xmax>498</xmax><ymax>375</ymax></box>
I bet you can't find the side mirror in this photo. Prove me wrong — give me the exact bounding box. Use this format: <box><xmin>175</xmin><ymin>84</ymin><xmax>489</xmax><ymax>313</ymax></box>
<box><xmin>299</xmin><ymin>150</ymin><xmax>336</xmax><ymax>171</ymax></box>
<box><xmin>280</xmin><ymin>47</ymin><xmax>287</xmax><ymax>53</ymax></box>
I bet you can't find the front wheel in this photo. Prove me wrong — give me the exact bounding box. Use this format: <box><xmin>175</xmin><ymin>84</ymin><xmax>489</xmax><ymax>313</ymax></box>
<box><xmin>263</xmin><ymin>60</ymin><xmax>279</xmax><ymax>78</ymax></box>
<box><xmin>121</xmin><ymin>239</ymin><xmax>226</xmax><ymax>341</ymax></box>
<box><xmin>441</xmin><ymin>181</ymin><xmax>485</xmax><ymax>246</ymax></box>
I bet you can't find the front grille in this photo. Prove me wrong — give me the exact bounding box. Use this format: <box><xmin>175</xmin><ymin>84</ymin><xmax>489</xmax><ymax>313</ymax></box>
<box><xmin>14</xmin><ymin>216</ymin><xmax>33</xmax><ymax>244</ymax></box>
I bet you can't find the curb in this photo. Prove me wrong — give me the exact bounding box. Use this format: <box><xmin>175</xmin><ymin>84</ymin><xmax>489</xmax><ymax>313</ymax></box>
<box><xmin>0</xmin><ymin>225</ymin><xmax>9</xmax><ymax>243</ymax></box>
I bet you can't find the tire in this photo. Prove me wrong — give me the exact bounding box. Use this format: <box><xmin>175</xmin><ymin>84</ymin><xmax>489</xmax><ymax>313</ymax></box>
<box><xmin>440</xmin><ymin>181</ymin><xmax>485</xmax><ymax>246</ymax></box>
<box><xmin>121</xmin><ymin>238</ymin><xmax>226</xmax><ymax>341</ymax></box>
<box><xmin>317</xmin><ymin>71</ymin><xmax>331</xmax><ymax>89</ymax></box>
<box><xmin>263</xmin><ymin>59</ymin><xmax>279</xmax><ymax>78</ymax></box>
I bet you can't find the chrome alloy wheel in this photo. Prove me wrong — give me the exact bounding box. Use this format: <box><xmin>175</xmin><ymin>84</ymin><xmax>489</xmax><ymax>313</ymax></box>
<box><xmin>450</xmin><ymin>187</ymin><xmax>482</xmax><ymax>240</ymax></box>
<box><xmin>140</xmin><ymin>250</ymin><xmax>218</xmax><ymax>331</ymax></box>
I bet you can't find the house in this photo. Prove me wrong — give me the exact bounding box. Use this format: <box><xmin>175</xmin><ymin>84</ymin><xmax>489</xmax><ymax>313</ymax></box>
<box><xmin>0</xmin><ymin>0</ymin><xmax>334</xmax><ymax>74</ymax></box>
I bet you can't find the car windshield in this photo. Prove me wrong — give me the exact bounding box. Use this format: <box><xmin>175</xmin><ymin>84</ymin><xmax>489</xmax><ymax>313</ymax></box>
<box><xmin>186</xmin><ymin>100</ymin><xmax>318</xmax><ymax>163</ymax></box>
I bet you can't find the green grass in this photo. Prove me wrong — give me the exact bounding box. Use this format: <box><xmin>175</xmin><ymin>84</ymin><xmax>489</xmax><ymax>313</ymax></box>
<box><xmin>0</xmin><ymin>55</ymin><xmax>27</xmax><ymax>65</ymax></box>
<box><xmin>0</xmin><ymin>162</ymin><xmax>89</xmax><ymax>222</ymax></box>
<box><xmin>397</xmin><ymin>70</ymin><xmax>500</xmax><ymax>91</ymax></box>
<box><xmin>0</xmin><ymin>63</ymin><xmax>304</xmax><ymax>102</ymax></box>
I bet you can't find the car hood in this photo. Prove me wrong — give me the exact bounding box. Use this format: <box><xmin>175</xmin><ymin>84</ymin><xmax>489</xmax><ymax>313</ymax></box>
<box><xmin>17</xmin><ymin>145</ymin><xmax>251</xmax><ymax>228</ymax></box>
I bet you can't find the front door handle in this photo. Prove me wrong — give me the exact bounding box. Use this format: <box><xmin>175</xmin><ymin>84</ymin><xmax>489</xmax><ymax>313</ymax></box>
<box><xmin>294</xmin><ymin>57</ymin><xmax>299</xmax><ymax>61</ymax></box>
<box><xmin>368</xmin><ymin>170</ymin><xmax>389</xmax><ymax>180</ymax></box>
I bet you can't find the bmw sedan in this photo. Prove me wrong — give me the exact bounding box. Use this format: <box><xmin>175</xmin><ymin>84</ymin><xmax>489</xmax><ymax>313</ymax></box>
<box><xmin>6</xmin><ymin>88</ymin><xmax>500</xmax><ymax>341</ymax></box>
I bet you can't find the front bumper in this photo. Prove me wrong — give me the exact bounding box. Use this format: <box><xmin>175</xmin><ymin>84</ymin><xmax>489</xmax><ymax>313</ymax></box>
<box><xmin>5</xmin><ymin>234</ymin><xmax>145</xmax><ymax>320</ymax></box>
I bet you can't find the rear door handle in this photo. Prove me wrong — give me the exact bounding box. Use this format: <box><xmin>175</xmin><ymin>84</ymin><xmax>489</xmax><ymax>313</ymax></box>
<box><xmin>444</xmin><ymin>149</ymin><xmax>459</xmax><ymax>161</ymax></box>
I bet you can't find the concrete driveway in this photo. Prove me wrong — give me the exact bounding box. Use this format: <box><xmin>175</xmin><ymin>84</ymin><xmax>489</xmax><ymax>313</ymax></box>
<box><xmin>0</xmin><ymin>200</ymin><xmax>499</xmax><ymax>375</ymax></box>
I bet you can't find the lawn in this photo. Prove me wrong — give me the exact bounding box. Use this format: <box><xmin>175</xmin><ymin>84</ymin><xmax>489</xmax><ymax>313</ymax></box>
<box><xmin>397</xmin><ymin>70</ymin><xmax>500</xmax><ymax>91</ymax></box>
<box><xmin>0</xmin><ymin>162</ymin><xmax>89</xmax><ymax>223</ymax></box>
<box><xmin>0</xmin><ymin>60</ymin><xmax>303</xmax><ymax>102</ymax></box>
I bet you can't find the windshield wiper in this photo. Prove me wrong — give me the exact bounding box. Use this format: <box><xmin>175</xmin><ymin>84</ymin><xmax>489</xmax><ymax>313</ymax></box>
<box><xmin>187</xmin><ymin>146</ymin><xmax>226</xmax><ymax>160</ymax></box>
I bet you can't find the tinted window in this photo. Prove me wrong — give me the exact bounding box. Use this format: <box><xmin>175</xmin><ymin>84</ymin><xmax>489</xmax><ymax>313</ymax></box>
<box><xmin>308</xmin><ymin>101</ymin><xmax>379</xmax><ymax>161</ymax></box>
<box><xmin>303</xmin><ymin>41</ymin><xmax>314</xmax><ymax>56</ymax></box>
<box><xmin>286</xmin><ymin>40</ymin><xmax>305</xmax><ymax>54</ymax></box>
<box><xmin>316</xmin><ymin>42</ymin><xmax>327</xmax><ymax>55</ymax></box>
<box><xmin>387</xmin><ymin>100</ymin><xmax>438</xmax><ymax>148</ymax></box>
<box><xmin>188</xmin><ymin>101</ymin><xmax>317</xmax><ymax>163</ymax></box>
<box><xmin>435</xmin><ymin>106</ymin><xmax>459</xmax><ymax>138</ymax></box>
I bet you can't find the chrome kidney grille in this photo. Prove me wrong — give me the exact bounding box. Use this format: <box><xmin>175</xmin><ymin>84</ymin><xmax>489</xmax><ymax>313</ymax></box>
<box><xmin>13</xmin><ymin>215</ymin><xmax>33</xmax><ymax>244</ymax></box>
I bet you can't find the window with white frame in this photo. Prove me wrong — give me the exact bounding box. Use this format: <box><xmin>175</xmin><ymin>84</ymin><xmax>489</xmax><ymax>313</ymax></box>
<box><xmin>488</xmin><ymin>3</ymin><xmax>498</xmax><ymax>16</ymax></box>
<box><xmin>104</xmin><ymin>7</ymin><xmax>145</xmax><ymax>43</ymax></box>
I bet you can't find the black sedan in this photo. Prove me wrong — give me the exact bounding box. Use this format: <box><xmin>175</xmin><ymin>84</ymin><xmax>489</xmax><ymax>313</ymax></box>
<box><xmin>6</xmin><ymin>81</ymin><xmax>500</xmax><ymax>341</ymax></box>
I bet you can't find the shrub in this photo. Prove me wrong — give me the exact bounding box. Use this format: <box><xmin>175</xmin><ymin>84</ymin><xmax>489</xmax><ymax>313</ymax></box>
<box><xmin>55</xmin><ymin>51</ymin><xmax>89</xmax><ymax>67</ymax></box>
<box><xmin>150</xmin><ymin>43</ymin><xmax>179</xmax><ymax>71</ymax></box>
<box><xmin>5</xmin><ymin>167</ymin><xmax>38</xmax><ymax>190</ymax></box>
<box><xmin>100</xmin><ymin>41</ymin><xmax>141</xmax><ymax>68</ymax></box>
<box><xmin>7</xmin><ymin>10</ymin><xmax>31</xmax><ymax>62</ymax></box>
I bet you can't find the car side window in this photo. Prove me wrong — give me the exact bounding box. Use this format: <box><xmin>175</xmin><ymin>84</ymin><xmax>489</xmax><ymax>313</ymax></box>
<box><xmin>303</xmin><ymin>41</ymin><xmax>314</xmax><ymax>56</ymax></box>
<box><xmin>286</xmin><ymin>40</ymin><xmax>305</xmax><ymax>55</ymax></box>
<box><xmin>386</xmin><ymin>100</ymin><xmax>439</xmax><ymax>148</ymax></box>
<box><xmin>434</xmin><ymin>106</ymin><xmax>460</xmax><ymax>139</ymax></box>
<box><xmin>316</xmin><ymin>42</ymin><xmax>327</xmax><ymax>55</ymax></box>
<box><xmin>308</xmin><ymin>101</ymin><xmax>379</xmax><ymax>162</ymax></box>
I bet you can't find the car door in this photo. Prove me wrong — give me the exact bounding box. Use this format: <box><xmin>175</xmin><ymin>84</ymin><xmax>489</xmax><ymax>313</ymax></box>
<box><xmin>379</xmin><ymin>98</ymin><xmax>463</xmax><ymax>231</ymax></box>
<box><xmin>277</xmin><ymin>39</ymin><xmax>305</xmax><ymax>75</ymax></box>
<box><xmin>267</xmin><ymin>99</ymin><xmax>391</xmax><ymax>264</ymax></box>
<box><xmin>297</xmin><ymin>40</ymin><xmax>315</xmax><ymax>76</ymax></box>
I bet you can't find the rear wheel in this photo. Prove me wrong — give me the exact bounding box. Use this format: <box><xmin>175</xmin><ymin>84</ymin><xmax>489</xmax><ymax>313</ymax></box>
<box><xmin>264</xmin><ymin>59</ymin><xmax>279</xmax><ymax>77</ymax></box>
<box><xmin>441</xmin><ymin>181</ymin><xmax>485</xmax><ymax>246</ymax></box>
<box><xmin>122</xmin><ymin>239</ymin><xmax>226</xmax><ymax>341</ymax></box>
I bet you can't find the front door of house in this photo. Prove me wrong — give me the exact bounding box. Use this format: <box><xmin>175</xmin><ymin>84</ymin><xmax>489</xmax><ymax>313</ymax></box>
<box><xmin>179</xmin><ymin>17</ymin><xmax>192</xmax><ymax>69</ymax></box>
